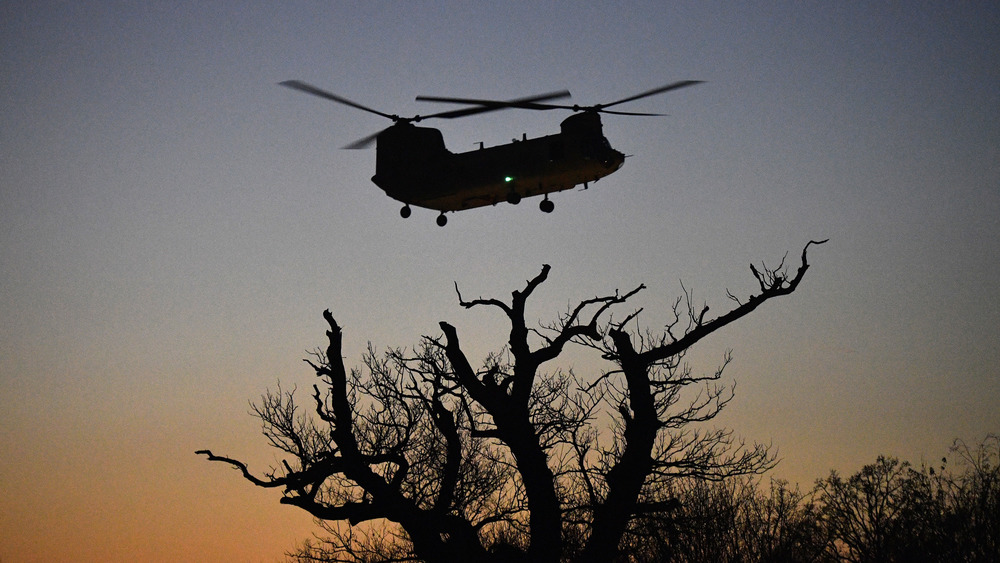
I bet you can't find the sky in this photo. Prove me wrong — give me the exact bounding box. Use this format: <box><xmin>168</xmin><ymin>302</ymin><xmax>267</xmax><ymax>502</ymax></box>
<box><xmin>2</xmin><ymin>1</ymin><xmax>998</xmax><ymax>561</ymax></box>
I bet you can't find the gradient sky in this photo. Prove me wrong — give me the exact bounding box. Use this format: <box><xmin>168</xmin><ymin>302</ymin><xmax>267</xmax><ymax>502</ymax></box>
<box><xmin>2</xmin><ymin>2</ymin><xmax>998</xmax><ymax>561</ymax></box>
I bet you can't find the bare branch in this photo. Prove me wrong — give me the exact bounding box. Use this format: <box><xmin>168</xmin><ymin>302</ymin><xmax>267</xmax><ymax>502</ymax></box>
<box><xmin>638</xmin><ymin>239</ymin><xmax>826</xmax><ymax>366</ymax></box>
<box><xmin>196</xmin><ymin>450</ymin><xmax>287</xmax><ymax>488</ymax></box>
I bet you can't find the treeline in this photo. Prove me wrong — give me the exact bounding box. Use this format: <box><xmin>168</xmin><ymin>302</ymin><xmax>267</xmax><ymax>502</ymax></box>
<box><xmin>628</xmin><ymin>434</ymin><xmax>999</xmax><ymax>563</ymax></box>
<box><xmin>289</xmin><ymin>434</ymin><xmax>998</xmax><ymax>562</ymax></box>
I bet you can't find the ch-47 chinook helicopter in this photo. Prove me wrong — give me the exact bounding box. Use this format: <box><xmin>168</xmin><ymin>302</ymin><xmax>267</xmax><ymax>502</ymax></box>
<box><xmin>280</xmin><ymin>79</ymin><xmax>702</xmax><ymax>226</ymax></box>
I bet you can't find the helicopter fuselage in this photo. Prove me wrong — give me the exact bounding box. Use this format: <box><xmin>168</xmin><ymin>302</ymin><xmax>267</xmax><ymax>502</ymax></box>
<box><xmin>371</xmin><ymin>112</ymin><xmax>625</xmax><ymax>212</ymax></box>
<box><xmin>279</xmin><ymin>78</ymin><xmax>701</xmax><ymax>223</ymax></box>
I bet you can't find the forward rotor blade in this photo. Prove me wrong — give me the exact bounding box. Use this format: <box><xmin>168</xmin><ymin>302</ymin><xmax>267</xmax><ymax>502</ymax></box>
<box><xmin>280</xmin><ymin>80</ymin><xmax>399</xmax><ymax>121</ymax></box>
<box><xmin>600</xmin><ymin>80</ymin><xmax>703</xmax><ymax>110</ymax></box>
<box><xmin>416</xmin><ymin>105</ymin><xmax>516</xmax><ymax>120</ymax></box>
<box><xmin>597</xmin><ymin>109</ymin><xmax>665</xmax><ymax>116</ymax></box>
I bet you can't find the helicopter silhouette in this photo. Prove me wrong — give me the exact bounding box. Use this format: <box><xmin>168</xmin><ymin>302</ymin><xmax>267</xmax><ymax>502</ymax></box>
<box><xmin>280</xmin><ymin>79</ymin><xmax>702</xmax><ymax>226</ymax></box>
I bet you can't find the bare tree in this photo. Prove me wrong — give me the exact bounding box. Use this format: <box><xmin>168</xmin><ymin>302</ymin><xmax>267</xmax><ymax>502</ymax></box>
<box><xmin>588</xmin><ymin>433</ymin><xmax>999</xmax><ymax>563</ymax></box>
<box><xmin>943</xmin><ymin>434</ymin><xmax>1000</xmax><ymax>561</ymax></box>
<box><xmin>812</xmin><ymin>434</ymin><xmax>1000</xmax><ymax>563</ymax></box>
<box><xmin>625</xmin><ymin>476</ymin><xmax>826</xmax><ymax>563</ymax></box>
<box><xmin>198</xmin><ymin>240</ymin><xmax>826</xmax><ymax>562</ymax></box>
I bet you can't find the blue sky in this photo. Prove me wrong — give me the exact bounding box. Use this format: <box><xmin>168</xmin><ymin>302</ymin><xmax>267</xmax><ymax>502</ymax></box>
<box><xmin>2</xmin><ymin>2</ymin><xmax>998</xmax><ymax>561</ymax></box>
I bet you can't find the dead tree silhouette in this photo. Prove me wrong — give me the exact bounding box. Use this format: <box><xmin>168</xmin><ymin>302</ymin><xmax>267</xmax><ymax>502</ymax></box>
<box><xmin>198</xmin><ymin>240</ymin><xmax>826</xmax><ymax>562</ymax></box>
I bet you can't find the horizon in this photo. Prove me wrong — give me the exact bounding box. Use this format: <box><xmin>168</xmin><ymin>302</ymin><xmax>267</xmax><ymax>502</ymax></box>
<box><xmin>2</xmin><ymin>2</ymin><xmax>998</xmax><ymax>561</ymax></box>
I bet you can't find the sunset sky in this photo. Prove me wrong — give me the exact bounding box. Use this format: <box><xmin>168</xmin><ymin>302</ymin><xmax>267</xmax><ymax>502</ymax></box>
<box><xmin>2</xmin><ymin>2</ymin><xmax>998</xmax><ymax>561</ymax></box>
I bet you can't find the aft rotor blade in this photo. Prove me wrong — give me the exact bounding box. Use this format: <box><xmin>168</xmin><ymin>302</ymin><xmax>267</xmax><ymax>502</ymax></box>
<box><xmin>599</xmin><ymin>80</ymin><xmax>703</xmax><ymax>110</ymax></box>
<box><xmin>415</xmin><ymin>90</ymin><xmax>572</xmax><ymax>113</ymax></box>
<box><xmin>280</xmin><ymin>80</ymin><xmax>400</xmax><ymax>121</ymax></box>
<box><xmin>501</xmin><ymin>104</ymin><xmax>663</xmax><ymax>115</ymax></box>
<box><xmin>342</xmin><ymin>129</ymin><xmax>384</xmax><ymax>150</ymax></box>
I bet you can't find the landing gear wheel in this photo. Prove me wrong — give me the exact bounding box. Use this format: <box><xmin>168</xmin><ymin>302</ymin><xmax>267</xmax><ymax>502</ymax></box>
<box><xmin>436</xmin><ymin>213</ymin><xmax>448</xmax><ymax>227</ymax></box>
<box><xmin>400</xmin><ymin>205</ymin><xmax>411</xmax><ymax>218</ymax></box>
<box><xmin>506</xmin><ymin>192</ymin><xmax>521</xmax><ymax>205</ymax></box>
<box><xmin>539</xmin><ymin>198</ymin><xmax>555</xmax><ymax>213</ymax></box>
